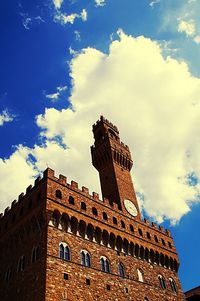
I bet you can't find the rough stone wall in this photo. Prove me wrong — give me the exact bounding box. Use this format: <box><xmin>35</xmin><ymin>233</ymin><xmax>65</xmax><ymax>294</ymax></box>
<box><xmin>0</xmin><ymin>177</ymin><xmax>47</xmax><ymax>301</ymax></box>
<box><xmin>45</xmin><ymin>173</ymin><xmax>186</xmax><ymax>301</ymax></box>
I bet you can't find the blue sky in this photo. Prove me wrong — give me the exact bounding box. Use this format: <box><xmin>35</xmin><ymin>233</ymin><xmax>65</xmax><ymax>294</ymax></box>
<box><xmin>1</xmin><ymin>0</ymin><xmax>200</xmax><ymax>292</ymax></box>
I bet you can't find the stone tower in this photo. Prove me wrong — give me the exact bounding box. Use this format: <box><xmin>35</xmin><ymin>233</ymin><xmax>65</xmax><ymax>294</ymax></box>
<box><xmin>0</xmin><ymin>116</ymin><xmax>186</xmax><ymax>301</ymax></box>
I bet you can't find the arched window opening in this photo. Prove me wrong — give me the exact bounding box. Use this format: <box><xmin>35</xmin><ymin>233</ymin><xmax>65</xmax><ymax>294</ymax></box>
<box><xmin>135</xmin><ymin>244</ymin><xmax>139</xmax><ymax>258</ymax></box>
<box><xmin>78</xmin><ymin>220</ymin><xmax>86</xmax><ymax>238</ymax></box>
<box><xmin>109</xmin><ymin>233</ymin><xmax>116</xmax><ymax>249</ymax></box>
<box><xmin>144</xmin><ymin>248</ymin><xmax>149</xmax><ymax>262</ymax></box>
<box><xmin>61</xmin><ymin>214</ymin><xmax>69</xmax><ymax>232</ymax></box>
<box><xmin>86</xmin><ymin>224</ymin><xmax>94</xmax><ymax>241</ymax></box>
<box><xmin>130</xmin><ymin>224</ymin><xmax>134</xmax><ymax>233</ymax></box>
<box><xmin>81</xmin><ymin>250</ymin><xmax>91</xmax><ymax>267</ymax></box>
<box><xmin>169</xmin><ymin>278</ymin><xmax>177</xmax><ymax>293</ymax></box>
<box><xmin>92</xmin><ymin>207</ymin><xmax>98</xmax><ymax>216</ymax></box>
<box><xmin>81</xmin><ymin>202</ymin><xmax>86</xmax><ymax>211</ymax></box>
<box><xmin>59</xmin><ymin>244</ymin><xmax>64</xmax><ymax>259</ymax></box>
<box><xmin>139</xmin><ymin>246</ymin><xmax>144</xmax><ymax>259</ymax></box>
<box><xmin>94</xmin><ymin>227</ymin><xmax>102</xmax><ymax>244</ymax></box>
<box><xmin>146</xmin><ymin>232</ymin><xmax>151</xmax><ymax>239</ymax></box>
<box><xmin>158</xmin><ymin>275</ymin><xmax>166</xmax><ymax>289</ymax></box>
<box><xmin>103</xmin><ymin>212</ymin><xmax>108</xmax><ymax>220</ymax></box>
<box><xmin>123</xmin><ymin>239</ymin><xmax>129</xmax><ymax>254</ymax></box>
<box><xmin>70</xmin><ymin>216</ymin><xmax>78</xmax><ymax>235</ymax></box>
<box><xmin>102</xmin><ymin>230</ymin><xmax>109</xmax><ymax>247</ymax></box>
<box><xmin>138</xmin><ymin>228</ymin><xmax>143</xmax><ymax>237</ymax></box>
<box><xmin>101</xmin><ymin>257</ymin><xmax>110</xmax><ymax>273</ymax></box>
<box><xmin>64</xmin><ymin>246</ymin><xmax>70</xmax><ymax>261</ymax></box>
<box><xmin>69</xmin><ymin>196</ymin><xmax>75</xmax><ymax>205</ymax></box>
<box><xmin>144</xmin><ymin>298</ymin><xmax>149</xmax><ymax>301</ymax></box>
<box><xmin>116</xmin><ymin>236</ymin><xmax>123</xmax><ymax>252</ymax></box>
<box><xmin>52</xmin><ymin>210</ymin><xmax>60</xmax><ymax>227</ymax></box>
<box><xmin>59</xmin><ymin>243</ymin><xmax>70</xmax><ymax>261</ymax></box>
<box><xmin>154</xmin><ymin>235</ymin><xmax>158</xmax><ymax>243</ymax></box>
<box><xmin>113</xmin><ymin>217</ymin><xmax>117</xmax><ymax>225</ymax></box>
<box><xmin>161</xmin><ymin>238</ymin><xmax>166</xmax><ymax>246</ymax></box>
<box><xmin>121</xmin><ymin>220</ymin><xmax>125</xmax><ymax>228</ymax></box>
<box><xmin>55</xmin><ymin>190</ymin><xmax>62</xmax><ymax>199</ymax></box>
<box><xmin>129</xmin><ymin>242</ymin><xmax>134</xmax><ymax>256</ymax></box>
<box><xmin>137</xmin><ymin>269</ymin><xmax>144</xmax><ymax>282</ymax></box>
<box><xmin>118</xmin><ymin>263</ymin><xmax>125</xmax><ymax>278</ymax></box>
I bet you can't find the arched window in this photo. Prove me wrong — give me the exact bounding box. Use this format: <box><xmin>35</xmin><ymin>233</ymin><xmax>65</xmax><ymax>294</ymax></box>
<box><xmin>146</xmin><ymin>232</ymin><xmax>151</xmax><ymax>239</ymax></box>
<box><xmin>81</xmin><ymin>202</ymin><xmax>86</xmax><ymax>210</ymax></box>
<box><xmin>169</xmin><ymin>278</ymin><xmax>177</xmax><ymax>293</ymax></box>
<box><xmin>92</xmin><ymin>207</ymin><xmax>98</xmax><ymax>216</ymax></box>
<box><xmin>55</xmin><ymin>190</ymin><xmax>62</xmax><ymax>199</ymax></box>
<box><xmin>59</xmin><ymin>243</ymin><xmax>70</xmax><ymax>261</ymax></box>
<box><xmin>161</xmin><ymin>238</ymin><xmax>166</xmax><ymax>246</ymax></box>
<box><xmin>144</xmin><ymin>298</ymin><xmax>149</xmax><ymax>301</ymax></box>
<box><xmin>59</xmin><ymin>244</ymin><xmax>64</xmax><ymax>259</ymax></box>
<box><xmin>138</xmin><ymin>228</ymin><xmax>143</xmax><ymax>236</ymax></box>
<box><xmin>69</xmin><ymin>196</ymin><xmax>75</xmax><ymax>205</ymax></box>
<box><xmin>113</xmin><ymin>217</ymin><xmax>117</xmax><ymax>225</ymax></box>
<box><xmin>158</xmin><ymin>275</ymin><xmax>166</xmax><ymax>289</ymax></box>
<box><xmin>103</xmin><ymin>212</ymin><xmax>108</xmax><ymax>220</ymax></box>
<box><xmin>154</xmin><ymin>235</ymin><xmax>158</xmax><ymax>243</ymax></box>
<box><xmin>137</xmin><ymin>269</ymin><xmax>144</xmax><ymax>282</ymax></box>
<box><xmin>81</xmin><ymin>250</ymin><xmax>91</xmax><ymax>267</ymax></box>
<box><xmin>121</xmin><ymin>220</ymin><xmax>125</xmax><ymax>228</ymax></box>
<box><xmin>130</xmin><ymin>224</ymin><xmax>134</xmax><ymax>233</ymax></box>
<box><xmin>118</xmin><ymin>263</ymin><xmax>125</xmax><ymax>278</ymax></box>
<box><xmin>100</xmin><ymin>256</ymin><xmax>110</xmax><ymax>273</ymax></box>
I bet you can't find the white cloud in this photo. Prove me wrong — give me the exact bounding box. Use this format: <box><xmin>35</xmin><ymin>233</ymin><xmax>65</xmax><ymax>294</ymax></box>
<box><xmin>149</xmin><ymin>0</ymin><xmax>160</xmax><ymax>8</ymax></box>
<box><xmin>0</xmin><ymin>110</ymin><xmax>15</xmax><ymax>126</ymax></box>
<box><xmin>53</xmin><ymin>0</ymin><xmax>63</xmax><ymax>9</ymax></box>
<box><xmin>55</xmin><ymin>9</ymin><xmax>87</xmax><ymax>25</ymax></box>
<box><xmin>178</xmin><ymin>19</ymin><xmax>196</xmax><ymax>37</ymax></box>
<box><xmin>2</xmin><ymin>32</ymin><xmax>200</xmax><ymax>225</ymax></box>
<box><xmin>45</xmin><ymin>85</ymin><xmax>67</xmax><ymax>102</ymax></box>
<box><xmin>74</xmin><ymin>30</ymin><xmax>81</xmax><ymax>41</ymax></box>
<box><xmin>95</xmin><ymin>0</ymin><xmax>106</xmax><ymax>7</ymax></box>
<box><xmin>194</xmin><ymin>35</ymin><xmax>200</xmax><ymax>44</ymax></box>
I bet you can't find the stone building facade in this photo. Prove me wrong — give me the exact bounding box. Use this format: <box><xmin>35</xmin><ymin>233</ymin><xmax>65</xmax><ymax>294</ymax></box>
<box><xmin>0</xmin><ymin>116</ymin><xmax>186</xmax><ymax>300</ymax></box>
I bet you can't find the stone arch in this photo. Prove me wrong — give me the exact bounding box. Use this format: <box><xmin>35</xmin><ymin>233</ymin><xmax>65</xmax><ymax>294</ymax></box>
<box><xmin>94</xmin><ymin>227</ymin><xmax>102</xmax><ymax>244</ymax></box>
<box><xmin>78</xmin><ymin>220</ymin><xmax>86</xmax><ymax>238</ymax></box>
<box><xmin>135</xmin><ymin>244</ymin><xmax>139</xmax><ymax>258</ymax></box>
<box><xmin>102</xmin><ymin>230</ymin><xmax>109</xmax><ymax>247</ymax></box>
<box><xmin>109</xmin><ymin>232</ymin><xmax>116</xmax><ymax>249</ymax></box>
<box><xmin>123</xmin><ymin>238</ymin><xmax>129</xmax><ymax>254</ymax></box>
<box><xmin>60</xmin><ymin>213</ymin><xmax>69</xmax><ymax>232</ymax></box>
<box><xmin>70</xmin><ymin>216</ymin><xmax>78</xmax><ymax>235</ymax></box>
<box><xmin>52</xmin><ymin>209</ymin><xmax>60</xmax><ymax>227</ymax></box>
<box><xmin>86</xmin><ymin>223</ymin><xmax>94</xmax><ymax>241</ymax></box>
<box><xmin>129</xmin><ymin>242</ymin><xmax>135</xmax><ymax>256</ymax></box>
<box><xmin>116</xmin><ymin>235</ymin><xmax>123</xmax><ymax>252</ymax></box>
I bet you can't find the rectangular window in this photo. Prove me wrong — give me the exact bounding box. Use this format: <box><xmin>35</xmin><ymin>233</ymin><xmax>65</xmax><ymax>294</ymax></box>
<box><xmin>86</xmin><ymin>279</ymin><xmax>90</xmax><ymax>285</ymax></box>
<box><xmin>64</xmin><ymin>273</ymin><xmax>68</xmax><ymax>280</ymax></box>
<box><xmin>106</xmin><ymin>284</ymin><xmax>111</xmax><ymax>291</ymax></box>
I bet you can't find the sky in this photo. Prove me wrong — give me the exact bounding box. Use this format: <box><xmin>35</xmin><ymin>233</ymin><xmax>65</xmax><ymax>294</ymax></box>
<box><xmin>1</xmin><ymin>0</ymin><xmax>200</xmax><ymax>292</ymax></box>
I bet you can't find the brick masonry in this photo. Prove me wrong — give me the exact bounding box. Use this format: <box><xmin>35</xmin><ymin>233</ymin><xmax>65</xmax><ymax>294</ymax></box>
<box><xmin>0</xmin><ymin>116</ymin><xmax>186</xmax><ymax>300</ymax></box>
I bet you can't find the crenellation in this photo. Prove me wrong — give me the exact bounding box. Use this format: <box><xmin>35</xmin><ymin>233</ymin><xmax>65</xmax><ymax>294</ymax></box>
<box><xmin>26</xmin><ymin>185</ymin><xmax>33</xmax><ymax>193</ymax></box>
<box><xmin>18</xmin><ymin>192</ymin><xmax>24</xmax><ymax>201</ymax></box>
<box><xmin>0</xmin><ymin>213</ymin><xmax>3</xmax><ymax>219</ymax></box>
<box><xmin>4</xmin><ymin>207</ymin><xmax>10</xmax><ymax>214</ymax></box>
<box><xmin>92</xmin><ymin>192</ymin><xmax>99</xmax><ymax>200</ymax></box>
<box><xmin>43</xmin><ymin>167</ymin><xmax>55</xmax><ymax>179</ymax></box>
<box><xmin>59</xmin><ymin>174</ymin><xmax>67</xmax><ymax>185</ymax></box>
<box><xmin>82</xmin><ymin>186</ymin><xmax>89</xmax><ymax>194</ymax></box>
<box><xmin>71</xmin><ymin>180</ymin><xmax>78</xmax><ymax>189</ymax></box>
<box><xmin>35</xmin><ymin>175</ymin><xmax>42</xmax><ymax>186</ymax></box>
<box><xmin>11</xmin><ymin>200</ymin><xmax>17</xmax><ymax>208</ymax></box>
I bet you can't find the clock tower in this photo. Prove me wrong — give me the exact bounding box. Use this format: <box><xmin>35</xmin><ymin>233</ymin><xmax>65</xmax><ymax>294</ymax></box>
<box><xmin>91</xmin><ymin>116</ymin><xmax>141</xmax><ymax>220</ymax></box>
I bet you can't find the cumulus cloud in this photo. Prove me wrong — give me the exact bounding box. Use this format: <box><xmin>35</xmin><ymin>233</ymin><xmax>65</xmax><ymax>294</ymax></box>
<box><xmin>55</xmin><ymin>9</ymin><xmax>87</xmax><ymax>25</ymax></box>
<box><xmin>2</xmin><ymin>31</ymin><xmax>200</xmax><ymax>225</ymax></box>
<box><xmin>95</xmin><ymin>0</ymin><xmax>106</xmax><ymax>7</ymax></box>
<box><xmin>0</xmin><ymin>110</ymin><xmax>15</xmax><ymax>126</ymax></box>
<box><xmin>194</xmin><ymin>35</ymin><xmax>200</xmax><ymax>44</ymax></box>
<box><xmin>178</xmin><ymin>19</ymin><xmax>196</xmax><ymax>37</ymax></box>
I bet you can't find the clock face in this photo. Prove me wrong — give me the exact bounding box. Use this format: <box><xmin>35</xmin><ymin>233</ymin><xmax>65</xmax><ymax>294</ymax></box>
<box><xmin>124</xmin><ymin>199</ymin><xmax>138</xmax><ymax>217</ymax></box>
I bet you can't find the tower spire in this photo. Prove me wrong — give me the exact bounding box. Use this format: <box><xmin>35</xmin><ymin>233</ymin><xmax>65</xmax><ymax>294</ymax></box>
<box><xmin>91</xmin><ymin>116</ymin><xmax>141</xmax><ymax>219</ymax></box>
